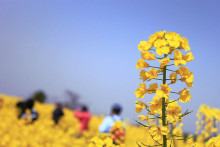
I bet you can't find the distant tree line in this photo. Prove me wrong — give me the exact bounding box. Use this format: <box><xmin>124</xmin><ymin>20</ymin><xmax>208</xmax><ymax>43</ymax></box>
<box><xmin>30</xmin><ymin>90</ymin><xmax>80</xmax><ymax>110</ymax></box>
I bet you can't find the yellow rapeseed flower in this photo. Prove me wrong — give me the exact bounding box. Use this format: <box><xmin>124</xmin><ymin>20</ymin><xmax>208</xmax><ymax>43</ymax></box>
<box><xmin>139</xmin><ymin>69</ymin><xmax>157</xmax><ymax>82</ymax></box>
<box><xmin>135</xmin><ymin>83</ymin><xmax>148</xmax><ymax>98</ymax></box>
<box><xmin>138</xmin><ymin>115</ymin><xmax>150</xmax><ymax>124</ymax></box>
<box><xmin>183</xmin><ymin>52</ymin><xmax>194</xmax><ymax>62</ymax></box>
<box><xmin>154</xmin><ymin>30</ymin><xmax>166</xmax><ymax>39</ymax></box>
<box><xmin>138</xmin><ymin>41</ymin><xmax>152</xmax><ymax>51</ymax></box>
<box><xmin>169</xmin><ymin>72</ymin><xmax>177</xmax><ymax>84</ymax></box>
<box><xmin>178</xmin><ymin>88</ymin><xmax>191</xmax><ymax>103</ymax></box>
<box><xmin>166</xmin><ymin>101</ymin><xmax>182</xmax><ymax>123</ymax></box>
<box><xmin>185</xmin><ymin>72</ymin><xmax>194</xmax><ymax>87</ymax></box>
<box><xmin>156</xmin><ymin>84</ymin><xmax>172</xmax><ymax>98</ymax></box>
<box><xmin>156</xmin><ymin>46</ymin><xmax>170</xmax><ymax>56</ymax></box>
<box><xmin>147</xmin><ymin>83</ymin><xmax>158</xmax><ymax>94</ymax></box>
<box><xmin>179</xmin><ymin>37</ymin><xmax>191</xmax><ymax>51</ymax></box>
<box><xmin>149</xmin><ymin>95</ymin><xmax>163</xmax><ymax>114</ymax></box>
<box><xmin>135</xmin><ymin>101</ymin><xmax>147</xmax><ymax>113</ymax></box>
<box><xmin>140</xmin><ymin>70</ymin><xmax>148</xmax><ymax>82</ymax></box>
<box><xmin>149</xmin><ymin>126</ymin><xmax>170</xmax><ymax>141</ymax></box>
<box><xmin>141</xmin><ymin>51</ymin><xmax>156</xmax><ymax>60</ymax></box>
<box><xmin>158</xmin><ymin>57</ymin><xmax>171</xmax><ymax>66</ymax></box>
<box><xmin>145</xmin><ymin>68</ymin><xmax>158</xmax><ymax>80</ymax></box>
<box><xmin>177</xmin><ymin>66</ymin><xmax>193</xmax><ymax>87</ymax></box>
<box><xmin>136</xmin><ymin>59</ymin><xmax>149</xmax><ymax>69</ymax></box>
<box><xmin>174</xmin><ymin>50</ymin><xmax>187</xmax><ymax>67</ymax></box>
<box><xmin>154</xmin><ymin>39</ymin><xmax>168</xmax><ymax>48</ymax></box>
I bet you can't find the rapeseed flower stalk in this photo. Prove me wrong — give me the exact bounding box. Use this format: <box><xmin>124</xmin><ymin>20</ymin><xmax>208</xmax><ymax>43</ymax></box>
<box><xmin>135</xmin><ymin>31</ymin><xmax>194</xmax><ymax>147</ymax></box>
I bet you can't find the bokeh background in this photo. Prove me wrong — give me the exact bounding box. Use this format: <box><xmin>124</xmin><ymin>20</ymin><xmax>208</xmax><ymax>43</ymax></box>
<box><xmin>0</xmin><ymin>0</ymin><xmax>220</xmax><ymax>133</ymax></box>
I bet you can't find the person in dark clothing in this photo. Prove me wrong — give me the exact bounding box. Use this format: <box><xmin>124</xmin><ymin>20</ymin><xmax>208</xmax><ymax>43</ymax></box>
<box><xmin>53</xmin><ymin>103</ymin><xmax>64</xmax><ymax>124</ymax></box>
<box><xmin>16</xmin><ymin>101</ymin><xmax>27</xmax><ymax>119</ymax></box>
<box><xmin>16</xmin><ymin>98</ymin><xmax>39</xmax><ymax>123</ymax></box>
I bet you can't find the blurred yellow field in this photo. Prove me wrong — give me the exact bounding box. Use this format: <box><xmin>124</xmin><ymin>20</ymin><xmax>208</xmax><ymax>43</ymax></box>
<box><xmin>0</xmin><ymin>94</ymin><xmax>149</xmax><ymax>147</ymax></box>
<box><xmin>0</xmin><ymin>94</ymin><xmax>219</xmax><ymax>147</ymax></box>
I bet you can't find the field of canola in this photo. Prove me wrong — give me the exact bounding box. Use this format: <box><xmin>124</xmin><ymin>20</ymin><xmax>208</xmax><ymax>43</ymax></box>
<box><xmin>0</xmin><ymin>94</ymin><xmax>219</xmax><ymax>147</ymax></box>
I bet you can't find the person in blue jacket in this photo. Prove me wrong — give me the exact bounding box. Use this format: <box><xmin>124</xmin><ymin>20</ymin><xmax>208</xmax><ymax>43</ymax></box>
<box><xmin>99</xmin><ymin>104</ymin><xmax>123</xmax><ymax>133</ymax></box>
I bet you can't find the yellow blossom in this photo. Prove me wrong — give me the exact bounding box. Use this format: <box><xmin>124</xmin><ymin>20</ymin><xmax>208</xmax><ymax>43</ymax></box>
<box><xmin>186</xmin><ymin>72</ymin><xmax>194</xmax><ymax>87</ymax></box>
<box><xmin>165</xmin><ymin>32</ymin><xmax>181</xmax><ymax>48</ymax></box>
<box><xmin>178</xmin><ymin>88</ymin><xmax>191</xmax><ymax>103</ymax></box>
<box><xmin>135</xmin><ymin>101</ymin><xmax>147</xmax><ymax>113</ymax></box>
<box><xmin>145</xmin><ymin>68</ymin><xmax>158</xmax><ymax>80</ymax></box>
<box><xmin>173</xmin><ymin>123</ymin><xmax>183</xmax><ymax>136</ymax></box>
<box><xmin>140</xmin><ymin>70</ymin><xmax>147</xmax><ymax>82</ymax></box>
<box><xmin>149</xmin><ymin>95</ymin><xmax>163</xmax><ymax>114</ymax></box>
<box><xmin>138</xmin><ymin>41</ymin><xmax>152</xmax><ymax>51</ymax></box>
<box><xmin>177</xmin><ymin>66</ymin><xmax>189</xmax><ymax>77</ymax></box>
<box><xmin>139</xmin><ymin>68</ymin><xmax>157</xmax><ymax>82</ymax></box>
<box><xmin>158</xmin><ymin>57</ymin><xmax>171</xmax><ymax>66</ymax></box>
<box><xmin>136</xmin><ymin>59</ymin><xmax>149</xmax><ymax>69</ymax></box>
<box><xmin>147</xmin><ymin>83</ymin><xmax>158</xmax><ymax>94</ymax></box>
<box><xmin>169</xmin><ymin>73</ymin><xmax>177</xmax><ymax>84</ymax></box>
<box><xmin>154</xmin><ymin>39</ymin><xmax>168</xmax><ymax>48</ymax></box>
<box><xmin>141</xmin><ymin>51</ymin><xmax>156</xmax><ymax>60</ymax></box>
<box><xmin>156</xmin><ymin>84</ymin><xmax>172</xmax><ymax>98</ymax></box>
<box><xmin>206</xmin><ymin>135</ymin><xmax>220</xmax><ymax>147</ymax></box>
<box><xmin>148</xmin><ymin>34</ymin><xmax>158</xmax><ymax>44</ymax></box>
<box><xmin>155</xmin><ymin>30</ymin><xmax>166</xmax><ymax>39</ymax></box>
<box><xmin>183</xmin><ymin>52</ymin><xmax>194</xmax><ymax>62</ymax></box>
<box><xmin>138</xmin><ymin>115</ymin><xmax>150</xmax><ymax>124</ymax></box>
<box><xmin>177</xmin><ymin>67</ymin><xmax>193</xmax><ymax>87</ymax></box>
<box><xmin>174</xmin><ymin>50</ymin><xmax>187</xmax><ymax>67</ymax></box>
<box><xmin>166</xmin><ymin>101</ymin><xmax>182</xmax><ymax>123</ymax></box>
<box><xmin>156</xmin><ymin>64</ymin><xmax>164</xmax><ymax>73</ymax></box>
<box><xmin>135</xmin><ymin>83</ymin><xmax>148</xmax><ymax>98</ymax></box>
<box><xmin>168</xmin><ymin>40</ymin><xmax>180</xmax><ymax>48</ymax></box>
<box><xmin>179</xmin><ymin>37</ymin><xmax>191</xmax><ymax>51</ymax></box>
<box><xmin>149</xmin><ymin>126</ymin><xmax>170</xmax><ymax>141</ymax></box>
<box><xmin>156</xmin><ymin>46</ymin><xmax>170</xmax><ymax>56</ymax></box>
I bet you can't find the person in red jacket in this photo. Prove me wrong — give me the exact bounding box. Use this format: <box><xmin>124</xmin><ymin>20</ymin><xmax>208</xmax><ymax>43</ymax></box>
<box><xmin>74</xmin><ymin>105</ymin><xmax>91</xmax><ymax>132</ymax></box>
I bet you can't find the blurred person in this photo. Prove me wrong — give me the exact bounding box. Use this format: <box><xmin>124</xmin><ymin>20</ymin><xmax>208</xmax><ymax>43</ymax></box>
<box><xmin>99</xmin><ymin>104</ymin><xmax>123</xmax><ymax>133</ymax></box>
<box><xmin>16</xmin><ymin>98</ymin><xmax>39</xmax><ymax>123</ymax></box>
<box><xmin>52</xmin><ymin>103</ymin><xmax>64</xmax><ymax>124</ymax></box>
<box><xmin>30</xmin><ymin>108</ymin><xmax>38</xmax><ymax>123</ymax></box>
<box><xmin>16</xmin><ymin>98</ymin><xmax>34</xmax><ymax>118</ymax></box>
<box><xmin>74</xmin><ymin>105</ymin><xmax>91</xmax><ymax>132</ymax></box>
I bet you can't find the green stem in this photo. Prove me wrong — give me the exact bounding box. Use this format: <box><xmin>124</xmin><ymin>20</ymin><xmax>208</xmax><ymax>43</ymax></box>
<box><xmin>166</xmin><ymin>64</ymin><xmax>175</xmax><ymax>67</ymax></box>
<box><xmin>170</xmin><ymin>91</ymin><xmax>179</xmax><ymax>95</ymax></box>
<box><xmin>154</xmin><ymin>79</ymin><xmax>181</xmax><ymax>81</ymax></box>
<box><xmin>171</xmin><ymin>124</ymin><xmax>176</xmax><ymax>147</ymax></box>
<box><xmin>162</xmin><ymin>54</ymin><xmax>167</xmax><ymax>147</ymax></box>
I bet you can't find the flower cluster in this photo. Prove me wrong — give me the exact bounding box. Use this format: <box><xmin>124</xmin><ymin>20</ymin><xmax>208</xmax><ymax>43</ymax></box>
<box><xmin>110</xmin><ymin>121</ymin><xmax>125</xmax><ymax>145</ymax></box>
<box><xmin>196</xmin><ymin>104</ymin><xmax>220</xmax><ymax>139</ymax></box>
<box><xmin>135</xmin><ymin>31</ymin><xmax>194</xmax><ymax>146</ymax></box>
<box><xmin>206</xmin><ymin>134</ymin><xmax>220</xmax><ymax>147</ymax></box>
<box><xmin>89</xmin><ymin>133</ymin><xmax>121</xmax><ymax>147</ymax></box>
<box><xmin>89</xmin><ymin>121</ymin><xmax>125</xmax><ymax>146</ymax></box>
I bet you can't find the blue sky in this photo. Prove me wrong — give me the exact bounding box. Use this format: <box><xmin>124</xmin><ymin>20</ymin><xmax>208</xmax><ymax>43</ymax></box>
<box><xmin>0</xmin><ymin>0</ymin><xmax>220</xmax><ymax>132</ymax></box>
